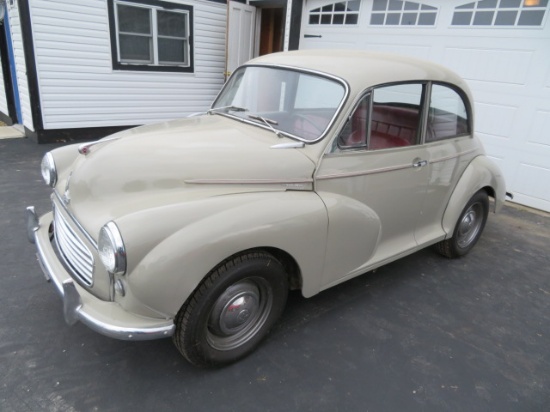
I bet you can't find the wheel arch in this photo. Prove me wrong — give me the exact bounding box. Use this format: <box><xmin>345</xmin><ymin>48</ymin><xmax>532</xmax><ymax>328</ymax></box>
<box><xmin>121</xmin><ymin>191</ymin><xmax>327</xmax><ymax>317</ymax></box>
<box><xmin>442</xmin><ymin>155</ymin><xmax>506</xmax><ymax>237</ymax></box>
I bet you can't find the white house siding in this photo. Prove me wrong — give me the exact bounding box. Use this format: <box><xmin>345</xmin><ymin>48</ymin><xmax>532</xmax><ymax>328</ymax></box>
<box><xmin>300</xmin><ymin>0</ymin><xmax>550</xmax><ymax>212</ymax></box>
<box><xmin>28</xmin><ymin>0</ymin><xmax>227</xmax><ymax>130</ymax></box>
<box><xmin>7</xmin><ymin>1</ymin><xmax>34</xmax><ymax>131</ymax></box>
<box><xmin>0</xmin><ymin>54</ymin><xmax>8</xmax><ymax>117</ymax></box>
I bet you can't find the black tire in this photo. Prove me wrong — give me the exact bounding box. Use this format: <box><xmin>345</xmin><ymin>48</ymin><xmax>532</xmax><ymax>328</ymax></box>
<box><xmin>435</xmin><ymin>190</ymin><xmax>489</xmax><ymax>258</ymax></box>
<box><xmin>173</xmin><ymin>252</ymin><xmax>288</xmax><ymax>368</ymax></box>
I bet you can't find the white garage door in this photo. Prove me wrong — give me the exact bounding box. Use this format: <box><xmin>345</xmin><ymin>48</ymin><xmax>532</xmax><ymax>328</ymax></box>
<box><xmin>300</xmin><ymin>0</ymin><xmax>550</xmax><ymax>212</ymax></box>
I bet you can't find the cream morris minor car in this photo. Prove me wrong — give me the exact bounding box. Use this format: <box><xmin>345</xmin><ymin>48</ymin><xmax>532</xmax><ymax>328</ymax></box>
<box><xmin>27</xmin><ymin>50</ymin><xmax>507</xmax><ymax>367</ymax></box>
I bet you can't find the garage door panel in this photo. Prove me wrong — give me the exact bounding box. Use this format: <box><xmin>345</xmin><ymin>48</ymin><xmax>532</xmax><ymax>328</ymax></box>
<box><xmin>475</xmin><ymin>102</ymin><xmax>517</xmax><ymax>139</ymax></box>
<box><xmin>443</xmin><ymin>47</ymin><xmax>533</xmax><ymax>85</ymax></box>
<box><xmin>361</xmin><ymin>43</ymin><xmax>431</xmax><ymax>60</ymax></box>
<box><xmin>529</xmin><ymin>110</ymin><xmax>550</xmax><ymax>148</ymax></box>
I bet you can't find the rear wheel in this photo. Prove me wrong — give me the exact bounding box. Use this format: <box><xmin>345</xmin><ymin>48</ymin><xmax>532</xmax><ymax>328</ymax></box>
<box><xmin>173</xmin><ymin>252</ymin><xmax>288</xmax><ymax>367</ymax></box>
<box><xmin>436</xmin><ymin>190</ymin><xmax>489</xmax><ymax>258</ymax></box>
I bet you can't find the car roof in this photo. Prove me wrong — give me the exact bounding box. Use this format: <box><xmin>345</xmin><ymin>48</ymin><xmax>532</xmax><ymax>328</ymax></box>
<box><xmin>246</xmin><ymin>49</ymin><xmax>472</xmax><ymax>101</ymax></box>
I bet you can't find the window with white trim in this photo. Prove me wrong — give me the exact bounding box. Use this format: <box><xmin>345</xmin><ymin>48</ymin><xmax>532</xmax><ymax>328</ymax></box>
<box><xmin>108</xmin><ymin>0</ymin><xmax>193</xmax><ymax>72</ymax></box>
<box><xmin>370</xmin><ymin>0</ymin><xmax>438</xmax><ymax>26</ymax></box>
<box><xmin>452</xmin><ymin>0</ymin><xmax>549</xmax><ymax>27</ymax></box>
<box><xmin>309</xmin><ymin>0</ymin><xmax>361</xmax><ymax>25</ymax></box>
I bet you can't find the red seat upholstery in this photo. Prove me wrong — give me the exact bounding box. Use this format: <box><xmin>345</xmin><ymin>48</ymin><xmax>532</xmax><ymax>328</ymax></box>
<box><xmin>370</xmin><ymin>105</ymin><xmax>419</xmax><ymax>149</ymax></box>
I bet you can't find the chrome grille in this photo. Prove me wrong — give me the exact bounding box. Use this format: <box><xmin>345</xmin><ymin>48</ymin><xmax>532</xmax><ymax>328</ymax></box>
<box><xmin>54</xmin><ymin>205</ymin><xmax>94</xmax><ymax>286</ymax></box>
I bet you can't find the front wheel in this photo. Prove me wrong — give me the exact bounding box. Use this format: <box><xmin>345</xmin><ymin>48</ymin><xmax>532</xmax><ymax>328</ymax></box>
<box><xmin>173</xmin><ymin>252</ymin><xmax>288</xmax><ymax>367</ymax></box>
<box><xmin>435</xmin><ymin>190</ymin><xmax>489</xmax><ymax>258</ymax></box>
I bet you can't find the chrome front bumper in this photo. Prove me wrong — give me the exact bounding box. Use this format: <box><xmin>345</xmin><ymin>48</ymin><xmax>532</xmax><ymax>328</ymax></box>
<box><xmin>26</xmin><ymin>206</ymin><xmax>175</xmax><ymax>341</ymax></box>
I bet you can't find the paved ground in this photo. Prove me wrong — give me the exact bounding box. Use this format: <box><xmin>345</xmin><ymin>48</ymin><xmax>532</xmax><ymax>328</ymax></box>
<box><xmin>1</xmin><ymin>137</ymin><xmax>549</xmax><ymax>412</ymax></box>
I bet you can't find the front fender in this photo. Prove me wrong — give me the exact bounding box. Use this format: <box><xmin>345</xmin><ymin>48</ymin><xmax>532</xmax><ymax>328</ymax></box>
<box><xmin>116</xmin><ymin>191</ymin><xmax>328</xmax><ymax>317</ymax></box>
<box><xmin>442</xmin><ymin>155</ymin><xmax>506</xmax><ymax>236</ymax></box>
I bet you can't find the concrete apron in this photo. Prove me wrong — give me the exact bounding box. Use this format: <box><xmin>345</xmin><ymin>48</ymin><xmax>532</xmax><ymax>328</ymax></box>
<box><xmin>0</xmin><ymin>125</ymin><xmax>25</xmax><ymax>139</ymax></box>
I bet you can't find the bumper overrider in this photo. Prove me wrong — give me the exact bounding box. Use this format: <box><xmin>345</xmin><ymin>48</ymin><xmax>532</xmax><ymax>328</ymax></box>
<box><xmin>26</xmin><ymin>206</ymin><xmax>175</xmax><ymax>341</ymax></box>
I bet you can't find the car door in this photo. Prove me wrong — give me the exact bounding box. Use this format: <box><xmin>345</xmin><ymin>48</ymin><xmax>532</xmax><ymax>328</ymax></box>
<box><xmin>315</xmin><ymin>83</ymin><xmax>430</xmax><ymax>289</ymax></box>
<box><xmin>414</xmin><ymin>83</ymin><xmax>479</xmax><ymax>245</ymax></box>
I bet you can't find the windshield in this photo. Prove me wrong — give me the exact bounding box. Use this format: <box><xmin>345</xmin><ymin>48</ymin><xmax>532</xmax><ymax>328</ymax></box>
<box><xmin>211</xmin><ymin>66</ymin><xmax>346</xmax><ymax>142</ymax></box>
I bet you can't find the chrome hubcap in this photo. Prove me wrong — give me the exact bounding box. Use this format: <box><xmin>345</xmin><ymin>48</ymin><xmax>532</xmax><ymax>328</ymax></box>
<box><xmin>457</xmin><ymin>203</ymin><xmax>483</xmax><ymax>248</ymax></box>
<box><xmin>207</xmin><ymin>278</ymin><xmax>272</xmax><ymax>351</ymax></box>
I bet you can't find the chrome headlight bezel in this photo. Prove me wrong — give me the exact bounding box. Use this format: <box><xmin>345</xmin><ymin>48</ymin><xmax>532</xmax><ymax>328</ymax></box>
<box><xmin>98</xmin><ymin>222</ymin><xmax>127</xmax><ymax>276</ymax></box>
<box><xmin>40</xmin><ymin>152</ymin><xmax>57</xmax><ymax>187</ymax></box>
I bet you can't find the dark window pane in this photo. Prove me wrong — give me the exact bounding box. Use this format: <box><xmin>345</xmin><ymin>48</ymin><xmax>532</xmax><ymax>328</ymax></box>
<box><xmin>495</xmin><ymin>10</ymin><xmax>517</xmax><ymax>25</ymax></box>
<box><xmin>456</xmin><ymin>2</ymin><xmax>475</xmax><ymax>9</ymax></box>
<box><xmin>404</xmin><ymin>1</ymin><xmax>419</xmax><ymax>10</ymax></box>
<box><xmin>518</xmin><ymin>10</ymin><xmax>545</xmax><ymax>25</ymax></box>
<box><xmin>322</xmin><ymin>4</ymin><xmax>333</xmax><ymax>12</ymax></box>
<box><xmin>334</xmin><ymin>2</ymin><xmax>346</xmax><ymax>12</ymax></box>
<box><xmin>473</xmin><ymin>11</ymin><xmax>494</xmax><ymax>25</ymax></box>
<box><xmin>372</xmin><ymin>0</ymin><xmax>388</xmax><ymax>11</ymax></box>
<box><xmin>499</xmin><ymin>0</ymin><xmax>521</xmax><ymax>7</ymax></box>
<box><xmin>348</xmin><ymin>0</ymin><xmax>361</xmax><ymax>12</ymax></box>
<box><xmin>524</xmin><ymin>0</ymin><xmax>548</xmax><ymax>6</ymax></box>
<box><xmin>117</xmin><ymin>4</ymin><xmax>151</xmax><ymax>34</ymax></box>
<box><xmin>311</xmin><ymin>7</ymin><xmax>320</xmax><ymax>12</ymax></box>
<box><xmin>333</xmin><ymin>13</ymin><xmax>345</xmax><ymax>24</ymax></box>
<box><xmin>346</xmin><ymin>13</ymin><xmax>359</xmax><ymax>24</ymax></box>
<box><xmin>477</xmin><ymin>0</ymin><xmax>497</xmax><ymax>8</ymax></box>
<box><xmin>418</xmin><ymin>12</ymin><xmax>436</xmax><ymax>25</ymax></box>
<box><xmin>388</xmin><ymin>0</ymin><xmax>403</xmax><ymax>11</ymax></box>
<box><xmin>309</xmin><ymin>14</ymin><xmax>320</xmax><ymax>24</ymax></box>
<box><xmin>321</xmin><ymin>14</ymin><xmax>332</xmax><ymax>24</ymax></box>
<box><xmin>158</xmin><ymin>11</ymin><xmax>186</xmax><ymax>37</ymax></box>
<box><xmin>452</xmin><ymin>11</ymin><xmax>473</xmax><ymax>25</ymax></box>
<box><xmin>386</xmin><ymin>13</ymin><xmax>400</xmax><ymax>24</ymax></box>
<box><xmin>158</xmin><ymin>38</ymin><xmax>186</xmax><ymax>63</ymax></box>
<box><xmin>401</xmin><ymin>12</ymin><xmax>418</xmax><ymax>25</ymax></box>
<box><xmin>370</xmin><ymin>13</ymin><xmax>385</xmax><ymax>24</ymax></box>
<box><xmin>421</xmin><ymin>5</ymin><xmax>436</xmax><ymax>10</ymax></box>
<box><xmin>119</xmin><ymin>34</ymin><xmax>152</xmax><ymax>62</ymax></box>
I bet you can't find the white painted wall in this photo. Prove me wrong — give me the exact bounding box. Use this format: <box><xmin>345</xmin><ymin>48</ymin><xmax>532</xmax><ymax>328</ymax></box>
<box><xmin>7</xmin><ymin>1</ymin><xmax>34</xmax><ymax>131</ymax></box>
<box><xmin>300</xmin><ymin>0</ymin><xmax>550</xmax><ymax>212</ymax></box>
<box><xmin>28</xmin><ymin>0</ymin><xmax>227</xmax><ymax>130</ymax></box>
<box><xmin>0</xmin><ymin>53</ymin><xmax>8</xmax><ymax>118</ymax></box>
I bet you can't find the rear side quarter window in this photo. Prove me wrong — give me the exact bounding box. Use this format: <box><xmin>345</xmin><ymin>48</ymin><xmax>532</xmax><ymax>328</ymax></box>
<box><xmin>426</xmin><ymin>84</ymin><xmax>470</xmax><ymax>142</ymax></box>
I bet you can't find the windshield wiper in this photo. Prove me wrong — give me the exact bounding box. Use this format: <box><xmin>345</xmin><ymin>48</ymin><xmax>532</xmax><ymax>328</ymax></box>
<box><xmin>248</xmin><ymin>114</ymin><xmax>282</xmax><ymax>138</ymax></box>
<box><xmin>207</xmin><ymin>105</ymin><xmax>248</xmax><ymax>115</ymax></box>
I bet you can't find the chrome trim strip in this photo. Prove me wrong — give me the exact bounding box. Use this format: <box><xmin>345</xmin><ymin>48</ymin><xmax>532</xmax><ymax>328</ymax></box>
<box><xmin>429</xmin><ymin>148</ymin><xmax>477</xmax><ymax>164</ymax></box>
<box><xmin>317</xmin><ymin>163</ymin><xmax>412</xmax><ymax>180</ymax></box>
<box><xmin>78</xmin><ymin>135</ymin><xmax>121</xmax><ymax>155</ymax></box>
<box><xmin>184</xmin><ymin>178</ymin><xmax>314</xmax><ymax>185</ymax></box>
<box><xmin>271</xmin><ymin>142</ymin><xmax>305</xmax><ymax>149</ymax></box>
<box><xmin>53</xmin><ymin>191</ymin><xmax>97</xmax><ymax>249</ymax></box>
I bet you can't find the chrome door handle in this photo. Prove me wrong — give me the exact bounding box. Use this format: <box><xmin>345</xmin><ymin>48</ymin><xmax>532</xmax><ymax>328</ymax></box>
<box><xmin>413</xmin><ymin>160</ymin><xmax>428</xmax><ymax>168</ymax></box>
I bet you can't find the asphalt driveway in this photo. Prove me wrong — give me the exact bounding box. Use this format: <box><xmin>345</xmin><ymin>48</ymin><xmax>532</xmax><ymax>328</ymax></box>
<box><xmin>1</xmin><ymin>137</ymin><xmax>549</xmax><ymax>411</ymax></box>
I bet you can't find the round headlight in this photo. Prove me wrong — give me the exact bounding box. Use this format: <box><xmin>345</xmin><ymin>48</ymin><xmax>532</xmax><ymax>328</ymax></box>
<box><xmin>98</xmin><ymin>222</ymin><xmax>127</xmax><ymax>275</ymax></box>
<box><xmin>40</xmin><ymin>152</ymin><xmax>57</xmax><ymax>187</ymax></box>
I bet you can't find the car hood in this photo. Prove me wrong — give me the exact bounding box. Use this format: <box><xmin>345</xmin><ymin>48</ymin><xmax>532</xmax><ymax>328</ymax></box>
<box><xmin>61</xmin><ymin>115</ymin><xmax>316</xmax><ymax>235</ymax></box>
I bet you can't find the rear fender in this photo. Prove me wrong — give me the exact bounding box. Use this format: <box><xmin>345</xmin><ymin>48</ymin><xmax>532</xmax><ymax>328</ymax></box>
<box><xmin>442</xmin><ymin>155</ymin><xmax>506</xmax><ymax>236</ymax></box>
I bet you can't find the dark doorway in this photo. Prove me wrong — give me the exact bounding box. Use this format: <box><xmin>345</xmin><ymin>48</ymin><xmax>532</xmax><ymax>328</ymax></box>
<box><xmin>259</xmin><ymin>8</ymin><xmax>284</xmax><ymax>56</ymax></box>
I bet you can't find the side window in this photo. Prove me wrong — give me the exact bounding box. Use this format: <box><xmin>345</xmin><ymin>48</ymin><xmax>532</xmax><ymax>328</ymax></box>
<box><xmin>427</xmin><ymin>84</ymin><xmax>470</xmax><ymax>142</ymax></box>
<box><xmin>370</xmin><ymin>83</ymin><xmax>423</xmax><ymax>149</ymax></box>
